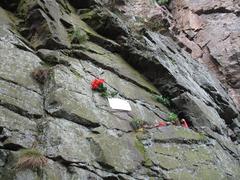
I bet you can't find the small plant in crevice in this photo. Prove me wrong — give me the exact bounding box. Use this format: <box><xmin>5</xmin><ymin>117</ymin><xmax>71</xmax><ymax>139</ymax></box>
<box><xmin>130</xmin><ymin>118</ymin><xmax>146</xmax><ymax>131</ymax></box>
<box><xmin>31</xmin><ymin>67</ymin><xmax>50</xmax><ymax>84</ymax></box>
<box><xmin>155</xmin><ymin>95</ymin><xmax>170</xmax><ymax>107</ymax></box>
<box><xmin>156</xmin><ymin>0</ymin><xmax>170</xmax><ymax>5</ymax></box>
<box><xmin>15</xmin><ymin>148</ymin><xmax>48</xmax><ymax>170</ymax></box>
<box><xmin>91</xmin><ymin>78</ymin><xmax>118</xmax><ymax>98</ymax></box>
<box><xmin>166</xmin><ymin>112</ymin><xmax>178</xmax><ymax>122</ymax></box>
<box><xmin>71</xmin><ymin>27</ymin><xmax>89</xmax><ymax>44</ymax></box>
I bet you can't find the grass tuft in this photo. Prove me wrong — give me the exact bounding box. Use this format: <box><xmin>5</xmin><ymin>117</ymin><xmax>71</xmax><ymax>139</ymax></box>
<box><xmin>31</xmin><ymin>67</ymin><xmax>49</xmax><ymax>84</ymax></box>
<box><xmin>16</xmin><ymin>148</ymin><xmax>48</xmax><ymax>170</ymax></box>
<box><xmin>130</xmin><ymin>118</ymin><xmax>146</xmax><ymax>131</ymax></box>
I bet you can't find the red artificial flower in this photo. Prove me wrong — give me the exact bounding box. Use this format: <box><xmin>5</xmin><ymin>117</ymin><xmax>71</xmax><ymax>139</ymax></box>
<box><xmin>155</xmin><ymin>121</ymin><xmax>167</xmax><ymax>128</ymax></box>
<box><xmin>91</xmin><ymin>79</ymin><xmax>105</xmax><ymax>90</ymax></box>
<box><xmin>181</xmin><ymin>119</ymin><xmax>189</xmax><ymax>128</ymax></box>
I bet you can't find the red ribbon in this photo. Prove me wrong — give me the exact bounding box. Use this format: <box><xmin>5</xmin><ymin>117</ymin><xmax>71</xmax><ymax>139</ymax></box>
<box><xmin>181</xmin><ymin>119</ymin><xmax>189</xmax><ymax>128</ymax></box>
<box><xmin>155</xmin><ymin>122</ymin><xmax>167</xmax><ymax>128</ymax></box>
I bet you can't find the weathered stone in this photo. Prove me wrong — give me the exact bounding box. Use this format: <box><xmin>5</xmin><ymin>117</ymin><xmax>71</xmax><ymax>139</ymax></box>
<box><xmin>203</xmin><ymin>127</ymin><xmax>240</xmax><ymax>158</ymax></box>
<box><xmin>118</xmin><ymin>29</ymin><xmax>239</xmax><ymax>135</ymax></box>
<box><xmin>0</xmin><ymin>0</ymin><xmax>240</xmax><ymax>179</ymax></box>
<box><xmin>171</xmin><ymin>0</ymin><xmax>240</xmax><ymax>110</ymax></box>
<box><xmin>152</xmin><ymin>154</ymin><xmax>181</xmax><ymax>170</ymax></box>
<box><xmin>167</xmin><ymin>171</ymin><xmax>194</xmax><ymax>180</ymax></box>
<box><xmin>44</xmin><ymin>63</ymin><xmax>161</xmax><ymax>131</ymax></box>
<box><xmin>172</xmin><ymin>92</ymin><xmax>227</xmax><ymax>133</ymax></box>
<box><xmin>92</xmin><ymin>134</ymin><xmax>143</xmax><ymax>173</ymax></box>
<box><xmin>68</xmin><ymin>0</ymin><xmax>104</xmax><ymax>9</ymax></box>
<box><xmin>0</xmin><ymin>107</ymin><xmax>37</xmax><ymax>148</ymax></box>
<box><xmin>81</xmin><ymin>60</ymin><xmax>168</xmax><ymax>112</ymax></box>
<box><xmin>17</xmin><ymin>0</ymin><xmax>71</xmax><ymax>49</ymax></box>
<box><xmin>0</xmin><ymin>48</ymin><xmax>42</xmax><ymax>93</ymax></box>
<box><xmin>37</xmin><ymin>49</ymin><xmax>78</xmax><ymax>66</ymax></box>
<box><xmin>195</xmin><ymin>165</ymin><xmax>225</xmax><ymax>180</ymax></box>
<box><xmin>0</xmin><ymin>149</ymin><xmax>9</xmax><ymax>168</ymax></box>
<box><xmin>80</xmin><ymin>7</ymin><xmax>129</xmax><ymax>40</ymax></box>
<box><xmin>44</xmin><ymin>87</ymin><xmax>132</xmax><ymax>130</ymax></box>
<box><xmin>0</xmin><ymin>80</ymin><xmax>44</xmax><ymax>118</ymax></box>
<box><xmin>72</xmin><ymin>41</ymin><xmax>159</xmax><ymax>94</ymax></box>
<box><xmin>44</xmin><ymin>64</ymin><xmax>91</xmax><ymax>97</ymax></box>
<box><xmin>146</xmin><ymin>141</ymin><xmax>240</xmax><ymax>179</ymax></box>
<box><xmin>144</xmin><ymin>126</ymin><xmax>206</xmax><ymax>143</ymax></box>
<box><xmin>0</xmin><ymin>149</ymin><xmax>103</xmax><ymax>180</ymax></box>
<box><xmin>44</xmin><ymin>87</ymin><xmax>99</xmax><ymax>127</ymax></box>
<box><xmin>39</xmin><ymin>117</ymin><xmax>95</xmax><ymax>163</ymax></box>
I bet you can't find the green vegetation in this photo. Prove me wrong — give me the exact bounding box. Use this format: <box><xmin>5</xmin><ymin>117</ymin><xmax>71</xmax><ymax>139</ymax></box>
<box><xmin>156</xmin><ymin>0</ymin><xmax>170</xmax><ymax>5</ymax></box>
<box><xmin>166</xmin><ymin>113</ymin><xmax>178</xmax><ymax>122</ymax></box>
<box><xmin>71</xmin><ymin>28</ymin><xmax>89</xmax><ymax>44</ymax></box>
<box><xmin>130</xmin><ymin>118</ymin><xmax>145</xmax><ymax>130</ymax></box>
<box><xmin>100</xmin><ymin>89</ymin><xmax>118</xmax><ymax>98</ymax></box>
<box><xmin>155</xmin><ymin>95</ymin><xmax>170</xmax><ymax>107</ymax></box>
<box><xmin>16</xmin><ymin>148</ymin><xmax>48</xmax><ymax>170</ymax></box>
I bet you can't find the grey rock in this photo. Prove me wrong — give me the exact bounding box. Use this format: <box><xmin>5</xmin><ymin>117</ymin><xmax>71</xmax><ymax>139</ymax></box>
<box><xmin>0</xmin><ymin>107</ymin><xmax>37</xmax><ymax>148</ymax></box>
<box><xmin>0</xmin><ymin>80</ymin><xmax>44</xmax><ymax>118</ymax></box>
<box><xmin>91</xmin><ymin>134</ymin><xmax>143</xmax><ymax>173</ymax></box>
<box><xmin>0</xmin><ymin>0</ymin><xmax>239</xmax><ymax>179</ymax></box>
<box><xmin>118</xmin><ymin>29</ymin><xmax>239</xmax><ymax>134</ymax></box>
<box><xmin>0</xmin><ymin>48</ymin><xmax>42</xmax><ymax>93</ymax></box>
<box><xmin>172</xmin><ymin>92</ymin><xmax>227</xmax><ymax>134</ymax></box>
<box><xmin>40</xmin><ymin>117</ymin><xmax>95</xmax><ymax>163</ymax></box>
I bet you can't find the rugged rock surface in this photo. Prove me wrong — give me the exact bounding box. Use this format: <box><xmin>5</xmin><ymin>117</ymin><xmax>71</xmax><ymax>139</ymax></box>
<box><xmin>170</xmin><ymin>0</ymin><xmax>240</xmax><ymax>111</ymax></box>
<box><xmin>0</xmin><ymin>0</ymin><xmax>240</xmax><ymax>179</ymax></box>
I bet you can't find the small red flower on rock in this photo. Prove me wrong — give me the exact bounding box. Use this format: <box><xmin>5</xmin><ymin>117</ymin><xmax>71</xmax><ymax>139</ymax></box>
<box><xmin>91</xmin><ymin>79</ymin><xmax>105</xmax><ymax>90</ymax></box>
<box><xmin>91</xmin><ymin>78</ymin><xmax>118</xmax><ymax>98</ymax></box>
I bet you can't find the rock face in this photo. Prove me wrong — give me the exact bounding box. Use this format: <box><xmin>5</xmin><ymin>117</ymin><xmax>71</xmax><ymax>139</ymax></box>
<box><xmin>0</xmin><ymin>0</ymin><xmax>240</xmax><ymax>179</ymax></box>
<box><xmin>170</xmin><ymin>0</ymin><xmax>240</xmax><ymax>111</ymax></box>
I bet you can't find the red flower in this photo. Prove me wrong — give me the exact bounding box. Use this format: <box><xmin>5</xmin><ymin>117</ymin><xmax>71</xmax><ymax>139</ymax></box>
<box><xmin>181</xmin><ymin>119</ymin><xmax>189</xmax><ymax>128</ymax></box>
<box><xmin>91</xmin><ymin>79</ymin><xmax>105</xmax><ymax>90</ymax></box>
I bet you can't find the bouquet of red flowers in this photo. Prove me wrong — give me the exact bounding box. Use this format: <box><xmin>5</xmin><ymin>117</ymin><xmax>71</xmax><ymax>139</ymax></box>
<box><xmin>91</xmin><ymin>78</ymin><xmax>117</xmax><ymax>98</ymax></box>
<box><xmin>91</xmin><ymin>79</ymin><xmax>106</xmax><ymax>92</ymax></box>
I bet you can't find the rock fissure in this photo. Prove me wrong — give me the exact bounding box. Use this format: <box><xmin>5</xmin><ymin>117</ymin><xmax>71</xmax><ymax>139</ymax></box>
<box><xmin>195</xmin><ymin>8</ymin><xmax>240</xmax><ymax>16</ymax></box>
<box><xmin>0</xmin><ymin>102</ymin><xmax>42</xmax><ymax>119</ymax></box>
<box><xmin>70</xmin><ymin>51</ymin><xmax>159</xmax><ymax>94</ymax></box>
<box><xmin>0</xmin><ymin>76</ymin><xmax>41</xmax><ymax>95</ymax></box>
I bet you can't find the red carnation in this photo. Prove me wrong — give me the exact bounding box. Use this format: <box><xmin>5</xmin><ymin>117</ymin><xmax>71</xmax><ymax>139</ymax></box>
<box><xmin>91</xmin><ymin>79</ymin><xmax>105</xmax><ymax>90</ymax></box>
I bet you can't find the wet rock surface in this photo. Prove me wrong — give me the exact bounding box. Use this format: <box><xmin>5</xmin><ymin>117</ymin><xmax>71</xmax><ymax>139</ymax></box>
<box><xmin>0</xmin><ymin>0</ymin><xmax>240</xmax><ymax>179</ymax></box>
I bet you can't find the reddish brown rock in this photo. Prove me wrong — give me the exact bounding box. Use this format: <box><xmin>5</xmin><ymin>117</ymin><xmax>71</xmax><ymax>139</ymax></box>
<box><xmin>171</xmin><ymin>0</ymin><xmax>240</xmax><ymax>110</ymax></box>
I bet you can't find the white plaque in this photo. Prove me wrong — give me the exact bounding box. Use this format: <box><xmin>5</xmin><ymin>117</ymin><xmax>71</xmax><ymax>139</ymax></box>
<box><xmin>108</xmin><ymin>98</ymin><xmax>132</xmax><ymax>111</ymax></box>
